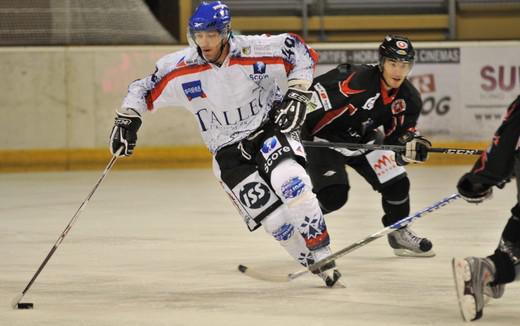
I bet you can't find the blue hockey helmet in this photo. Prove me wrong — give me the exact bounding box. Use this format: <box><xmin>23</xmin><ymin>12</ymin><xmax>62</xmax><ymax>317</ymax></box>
<box><xmin>188</xmin><ymin>1</ymin><xmax>231</xmax><ymax>35</ymax></box>
<box><xmin>379</xmin><ymin>35</ymin><xmax>415</xmax><ymax>64</ymax></box>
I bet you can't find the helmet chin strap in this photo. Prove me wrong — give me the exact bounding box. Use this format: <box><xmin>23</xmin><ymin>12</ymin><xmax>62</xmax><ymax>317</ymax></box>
<box><xmin>381</xmin><ymin>75</ymin><xmax>393</xmax><ymax>89</ymax></box>
<box><xmin>212</xmin><ymin>39</ymin><xmax>228</xmax><ymax>64</ymax></box>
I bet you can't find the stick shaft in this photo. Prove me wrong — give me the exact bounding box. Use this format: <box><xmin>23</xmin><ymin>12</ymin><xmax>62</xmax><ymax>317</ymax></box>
<box><xmin>239</xmin><ymin>193</ymin><xmax>461</xmax><ymax>283</ymax></box>
<box><xmin>11</xmin><ymin>150</ymin><xmax>121</xmax><ymax>308</ymax></box>
<box><xmin>302</xmin><ymin>140</ymin><xmax>483</xmax><ymax>155</ymax></box>
<box><xmin>307</xmin><ymin>193</ymin><xmax>461</xmax><ymax>273</ymax></box>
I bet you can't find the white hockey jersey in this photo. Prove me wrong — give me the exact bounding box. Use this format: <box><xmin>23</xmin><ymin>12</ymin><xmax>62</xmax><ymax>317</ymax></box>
<box><xmin>122</xmin><ymin>33</ymin><xmax>318</xmax><ymax>153</ymax></box>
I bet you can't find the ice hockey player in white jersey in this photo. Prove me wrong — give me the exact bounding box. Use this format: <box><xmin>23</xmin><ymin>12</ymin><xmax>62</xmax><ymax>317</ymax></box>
<box><xmin>108</xmin><ymin>1</ymin><xmax>341</xmax><ymax>287</ymax></box>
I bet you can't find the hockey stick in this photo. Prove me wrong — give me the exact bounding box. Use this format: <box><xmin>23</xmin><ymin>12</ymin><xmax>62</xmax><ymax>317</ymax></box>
<box><xmin>238</xmin><ymin>193</ymin><xmax>460</xmax><ymax>283</ymax></box>
<box><xmin>11</xmin><ymin>148</ymin><xmax>123</xmax><ymax>309</ymax></box>
<box><xmin>302</xmin><ymin>140</ymin><xmax>483</xmax><ymax>155</ymax></box>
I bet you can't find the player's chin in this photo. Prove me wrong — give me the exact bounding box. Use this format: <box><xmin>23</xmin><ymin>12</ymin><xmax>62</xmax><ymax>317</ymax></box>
<box><xmin>202</xmin><ymin>51</ymin><xmax>217</xmax><ymax>62</ymax></box>
<box><xmin>390</xmin><ymin>78</ymin><xmax>404</xmax><ymax>88</ymax></box>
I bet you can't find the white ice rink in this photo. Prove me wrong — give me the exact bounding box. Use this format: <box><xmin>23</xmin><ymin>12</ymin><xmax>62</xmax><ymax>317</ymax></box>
<box><xmin>1</xmin><ymin>166</ymin><xmax>518</xmax><ymax>326</ymax></box>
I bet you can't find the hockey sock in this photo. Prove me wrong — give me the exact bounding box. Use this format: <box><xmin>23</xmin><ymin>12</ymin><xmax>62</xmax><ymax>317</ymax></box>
<box><xmin>270</xmin><ymin>159</ymin><xmax>330</xmax><ymax>250</ymax></box>
<box><xmin>381</xmin><ymin>177</ymin><xmax>410</xmax><ymax>226</ymax></box>
<box><xmin>262</xmin><ymin>206</ymin><xmax>314</xmax><ymax>267</ymax></box>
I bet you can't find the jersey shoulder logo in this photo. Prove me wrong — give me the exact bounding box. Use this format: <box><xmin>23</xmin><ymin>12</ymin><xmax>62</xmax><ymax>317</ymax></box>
<box><xmin>339</xmin><ymin>72</ymin><xmax>366</xmax><ymax>98</ymax></box>
<box><xmin>253</xmin><ymin>61</ymin><xmax>266</xmax><ymax>74</ymax></box>
<box><xmin>241</xmin><ymin>47</ymin><xmax>251</xmax><ymax>55</ymax></box>
<box><xmin>250</xmin><ymin>61</ymin><xmax>269</xmax><ymax>82</ymax></box>
<box><xmin>313</xmin><ymin>82</ymin><xmax>332</xmax><ymax>111</ymax></box>
<box><xmin>182</xmin><ymin>80</ymin><xmax>206</xmax><ymax>101</ymax></box>
<box><xmin>391</xmin><ymin>99</ymin><xmax>407</xmax><ymax>114</ymax></box>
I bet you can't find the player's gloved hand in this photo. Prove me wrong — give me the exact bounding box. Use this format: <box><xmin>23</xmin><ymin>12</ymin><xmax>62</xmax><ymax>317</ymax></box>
<box><xmin>457</xmin><ymin>172</ymin><xmax>493</xmax><ymax>204</ymax></box>
<box><xmin>271</xmin><ymin>88</ymin><xmax>312</xmax><ymax>133</ymax></box>
<box><xmin>395</xmin><ymin>132</ymin><xmax>432</xmax><ymax>164</ymax></box>
<box><xmin>109</xmin><ymin>108</ymin><xmax>142</xmax><ymax>156</ymax></box>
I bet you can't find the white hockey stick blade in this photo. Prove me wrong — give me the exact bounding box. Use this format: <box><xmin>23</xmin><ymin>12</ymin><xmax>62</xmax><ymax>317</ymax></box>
<box><xmin>237</xmin><ymin>264</ymin><xmax>300</xmax><ymax>282</ymax></box>
<box><xmin>237</xmin><ymin>264</ymin><xmax>309</xmax><ymax>283</ymax></box>
<box><xmin>238</xmin><ymin>193</ymin><xmax>460</xmax><ymax>283</ymax></box>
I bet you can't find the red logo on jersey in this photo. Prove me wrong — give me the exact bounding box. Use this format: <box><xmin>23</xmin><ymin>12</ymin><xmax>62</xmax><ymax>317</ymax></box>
<box><xmin>372</xmin><ymin>154</ymin><xmax>395</xmax><ymax>170</ymax></box>
<box><xmin>391</xmin><ymin>99</ymin><xmax>407</xmax><ymax>114</ymax></box>
<box><xmin>339</xmin><ymin>73</ymin><xmax>366</xmax><ymax>97</ymax></box>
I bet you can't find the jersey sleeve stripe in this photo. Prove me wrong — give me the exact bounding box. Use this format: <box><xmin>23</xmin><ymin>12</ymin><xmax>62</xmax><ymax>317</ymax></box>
<box><xmin>311</xmin><ymin>106</ymin><xmax>349</xmax><ymax>135</ymax></box>
<box><xmin>146</xmin><ymin>64</ymin><xmax>212</xmax><ymax>110</ymax></box>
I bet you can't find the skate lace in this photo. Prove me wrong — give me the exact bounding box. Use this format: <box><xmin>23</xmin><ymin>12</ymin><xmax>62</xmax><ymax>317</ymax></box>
<box><xmin>401</xmin><ymin>228</ymin><xmax>423</xmax><ymax>247</ymax></box>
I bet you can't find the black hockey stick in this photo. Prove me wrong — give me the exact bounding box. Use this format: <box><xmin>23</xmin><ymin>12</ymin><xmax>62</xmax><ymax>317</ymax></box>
<box><xmin>11</xmin><ymin>148</ymin><xmax>123</xmax><ymax>309</ymax></box>
<box><xmin>302</xmin><ymin>140</ymin><xmax>483</xmax><ymax>155</ymax></box>
<box><xmin>238</xmin><ymin>193</ymin><xmax>460</xmax><ymax>283</ymax></box>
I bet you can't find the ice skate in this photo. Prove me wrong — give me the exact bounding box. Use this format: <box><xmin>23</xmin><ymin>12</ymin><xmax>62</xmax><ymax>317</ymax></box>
<box><xmin>387</xmin><ymin>226</ymin><xmax>435</xmax><ymax>257</ymax></box>
<box><xmin>482</xmin><ymin>282</ymin><xmax>505</xmax><ymax>306</ymax></box>
<box><xmin>484</xmin><ymin>282</ymin><xmax>505</xmax><ymax>300</ymax></box>
<box><xmin>482</xmin><ymin>238</ymin><xmax>517</xmax><ymax>301</ymax></box>
<box><xmin>452</xmin><ymin>257</ymin><xmax>499</xmax><ymax>321</ymax></box>
<box><xmin>311</xmin><ymin>246</ymin><xmax>344</xmax><ymax>288</ymax></box>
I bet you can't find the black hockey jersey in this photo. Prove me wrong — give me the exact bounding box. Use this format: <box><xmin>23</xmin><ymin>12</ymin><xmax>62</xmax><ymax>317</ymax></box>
<box><xmin>470</xmin><ymin>95</ymin><xmax>520</xmax><ymax>185</ymax></box>
<box><xmin>303</xmin><ymin>63</ymin><xmax>422</xmax><ymax>145</ymax></box>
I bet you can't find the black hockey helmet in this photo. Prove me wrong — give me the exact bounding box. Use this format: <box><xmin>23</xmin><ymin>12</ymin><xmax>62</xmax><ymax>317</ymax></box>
<box><xmin>378</xmin><ymin>35</ymin><xmax>415</xmax><ymax>65</ymax></box>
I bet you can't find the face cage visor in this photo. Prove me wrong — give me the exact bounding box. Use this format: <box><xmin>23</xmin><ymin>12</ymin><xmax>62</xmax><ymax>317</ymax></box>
<box><xmin>379</xmin><ymin>56</ymin><xmax>415</xmax><ymax>71</ymax></box>
<box><xmin>187</xmin><ymin>26</ymin><xmax>230</xmax><ymax>48</ymax></box>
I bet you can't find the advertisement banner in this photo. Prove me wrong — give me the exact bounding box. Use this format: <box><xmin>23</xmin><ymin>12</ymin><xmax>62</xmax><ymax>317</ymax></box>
<box><xmin>460</xmin><ymin>46</ymin><xmax>519</xmax><ymax>140</ymax></box>
<box><xmin>409</xmin><ymin>48</ymin><xmax>460</xmax><ymax>141</ymax></box>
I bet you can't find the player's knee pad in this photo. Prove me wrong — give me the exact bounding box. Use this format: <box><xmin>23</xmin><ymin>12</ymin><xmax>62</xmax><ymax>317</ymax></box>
<box><xmin>270</xmin><ymin>159</ymin><xmax>314</xmax><ymax>206</ymax></box>
<box><xmin>316</xmin><ymin>184</ymin><xmax>349</xmax><ymax>214</ymax></box>
<box><xmin>381</xmin><ymin>176</ymin><xmax>410</xmax><ymax>201</ymax></box>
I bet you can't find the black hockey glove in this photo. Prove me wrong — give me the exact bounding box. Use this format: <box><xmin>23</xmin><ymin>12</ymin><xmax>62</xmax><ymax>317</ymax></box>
<box><xmin>395</xmin><ymin>131</ymin><xmax>432</xmax><ymax>165</ymax></box>
<box><xmin>457</xmin><ymin>172</ymin><xmax>493</xmax><ymax>204</ymax></box>
<box><xmin>271</xmin><ymin>88</ymin><xmax>312</xmax><ymax>133</ymax></box>
<box><xmin>109</xmin><ymin>109</ymin><xmax>142</xmax><ymax>156</ymax></box>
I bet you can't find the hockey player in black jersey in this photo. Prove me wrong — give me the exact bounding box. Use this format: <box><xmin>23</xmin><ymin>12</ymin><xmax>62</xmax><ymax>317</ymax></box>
<box><xmin>302</xmin><ymin>35</ymin><xmax>434</xmax><ymax>257</ymax></box>
<box><xmin>452</xmin><ymin>95</ymin><xmax>520</xmax><ymax>321</ymax></box>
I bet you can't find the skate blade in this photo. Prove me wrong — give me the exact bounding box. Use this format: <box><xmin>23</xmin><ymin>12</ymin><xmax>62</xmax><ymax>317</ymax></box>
<box><xmin>331</xmin><ymin>279</ymin><xmax>346</xmax><ymax>288</ymax></box>
<box><xmin>393</xmin><ymin>248</ymin><xmax>436</xmax><ymax>257</ymax></box>
<box><xmin>452</xmin><ymin>258</ymin><xmax>480</xmax><ymax>322</ymax></box>
<box><xmin>321</xmin><ymin>270</ymin><xmax>345</xmax><ymax>288</ymax></box>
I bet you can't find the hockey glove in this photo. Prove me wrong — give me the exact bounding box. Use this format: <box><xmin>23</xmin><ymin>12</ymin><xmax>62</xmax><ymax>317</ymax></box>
<box><xmin>271</xmin><ymin>88</ymin><xmax>312</xmax><ymax>133</ymax></box>
<box><xmin>457</xmin><ymin>172</ymin><xmax>493</xmax><ymax>204</ymax></box>
<box><xmin>109</xmin><ymin>109</ymin><xmax>142</xmax><ymax>156</ymax></box>
<box><xmin>395</xmin><ymin>132</ymin><xmax>432</xmax><ymax>164</ymax></box>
